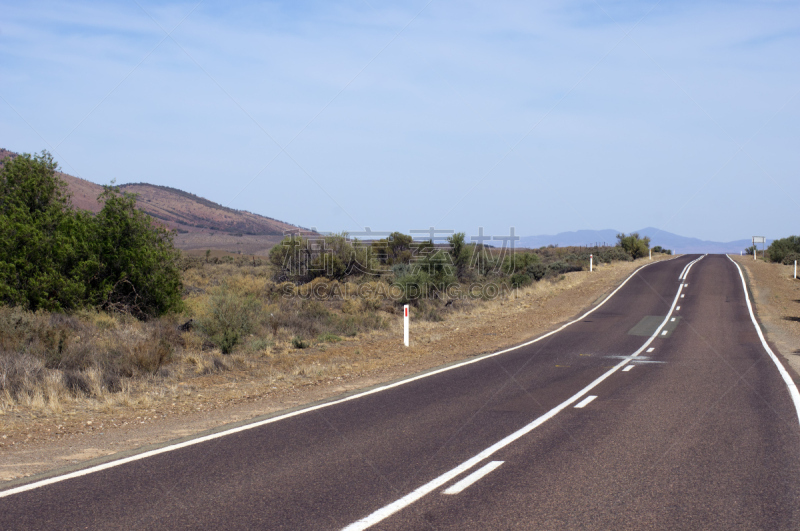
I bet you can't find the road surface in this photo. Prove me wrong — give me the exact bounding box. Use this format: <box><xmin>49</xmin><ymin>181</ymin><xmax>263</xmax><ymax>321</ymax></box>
<box><xmin>2</xmin><ymin>254</ymin><xmax>799</xmax><ymax>530</ymax></box>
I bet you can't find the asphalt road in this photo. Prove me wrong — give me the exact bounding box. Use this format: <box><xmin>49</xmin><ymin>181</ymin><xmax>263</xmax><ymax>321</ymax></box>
<box><xmin>3</xmin><ymin>254</ymin><xmax>800</xmax><ymax>530</ymax></box>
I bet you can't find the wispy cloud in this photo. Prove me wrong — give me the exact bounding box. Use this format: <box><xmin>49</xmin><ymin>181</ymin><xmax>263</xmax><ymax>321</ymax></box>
<box><xmin>1</xmin><ymin>0</ymin><xmax>798</xmax><ymax>240</ymax></box>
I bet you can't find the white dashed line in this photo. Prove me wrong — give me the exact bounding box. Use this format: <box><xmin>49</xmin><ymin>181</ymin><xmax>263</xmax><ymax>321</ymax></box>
<box><xmin>574</xmin><ymin>395</ymin><xmax>598</xmax><ymax>409</ymax></box>
<box><xmin>646</xmin><ymin>347</ymin><xmax>655</xmax><ymax>353</ymax></box>
<box><xmin>676</xmin><ymin>306</ymin><xmax>680</xmax><ymax>311</ymax></box>
<box><xmin>661</xmin><ymin>330</ymin><xmax>668</xmax><ymax>336</ymax></box>
<box><xmin>680</xmin><ymin>294</ymin><xmax>685</xmax><ymax>298</ymax></box>
<box><xmin>341</xmin><ymin>257</ymin><xmax>690</xmax><ymax>531</ymax></box>
<box><xmin>442</xmin><ymin>461</ymin><xmax>504</xmax><ymax>495</ymax></box>
<box><xmin>622</xmin><ymin>365</ymin><xmax>634</xmax><ymax>372</ymax></box>
<box><xmin>670</xmin><ymin>318</ymin><xmax>676</xmax><ymax>322</ymax></box>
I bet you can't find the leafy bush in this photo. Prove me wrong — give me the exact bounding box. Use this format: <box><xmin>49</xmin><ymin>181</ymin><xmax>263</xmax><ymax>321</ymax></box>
<box><xmin>767</xmin><ymin>236</ymin><xmax>800</xmax><ymax>264</ymax></box>
<box><xmin>197</xmin><ymin>289</ymin><xmax>261</xmax><ymax>354</ymax></box>
<box><xmin>527</xmin><ymin>263</ymin><xmax>548</xmax><ymax>281</ymax></box>
<box><xmin>617</xmin><ymin>233</ymin><xmax>650</xmax><ymax>259</ymax></box>
<box><xmin>782</xmin><ymin>252</ymin><xmax>800</xmax><ymax>266</ymax></box>
<box><xmin>317</xmin><ymin>332</ymin><xmax>342</xmax><ymax>343</ymax></box>
<box><xmin>392</xmin><ymin>271</ymin><xmax>430</xmax><ymax>304</ymax></box>
<box><xmin>501</xmin><ymin>252</ymin><xmax>540</xmax><ymax>275</ymax></box>
<box><xmin>0</xmin><ymin>151</ymin><xmax>87</xmax><ymax>311</ymax></box>
<box><xmin>596</xmin><ymin>247</ymin><xmax>632</xmax><ymax>263</ymax></box>
<box><xmin>0</xmin><ymin>151</ymin><xmax>183</xmax><ymax>318</ymax></box>
<box><xmin>547</xmin><ymin>261</ymin><xmax>583</xmax><ymax>275</ymax></box>
<box><xmin>292</xmin><ymin>336</ymin><xmax>309</xmax><ymax>349</ymax></box>
<box><xmin>510</xmin><ymin>272</ymin><xmax>532</xmax><ymax>288</ymax></box>
<box><xmin>448</xmin><ymin>232</ymin><xmax>473</xmax><ymax>280</ymax></box>
<box><xmin>85</xmin><ymin>186</ymin><xmax>183</xmax><ymax>319</ymax></box>
<box><xmin>270</xmin><ymin>233</ymin><xmax>377</xmax><ymax>282</ymax></box>
<box><xmin>372</xmin><ymin>232</ymin><xmax>414</xmax><ymax>265</ymax></box>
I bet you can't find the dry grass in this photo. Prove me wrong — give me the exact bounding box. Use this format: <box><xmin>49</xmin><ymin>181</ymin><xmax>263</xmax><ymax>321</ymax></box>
<box><xmin>0</xmin><ymin>253</ymin><xmax>652</xmax><ymax>427</ymax></box>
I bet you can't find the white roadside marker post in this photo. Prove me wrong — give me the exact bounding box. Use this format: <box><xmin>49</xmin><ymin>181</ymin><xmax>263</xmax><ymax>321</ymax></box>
<box><xmin>649</xmin><ymin>249</ymin><xmax>652</xmax><ymax>260</ymax></box>
<box><xmin>403</xmin><ymin>304</ymin><xmax>409</xmax><ymax>347</ymax></box>
<box><xmin>795</xmin><ymin>260</ymin><xmax>797</xmax><ymax>280</ymax></box>
<box><xmin>754</xmin><ymin>248</ymin><xmax>756</xmax><ymax>261</ymax></box>
<box><xmin>590</xmin><ymin>254</ymin><xmax>593</xmax><ymax>272</ymax></box>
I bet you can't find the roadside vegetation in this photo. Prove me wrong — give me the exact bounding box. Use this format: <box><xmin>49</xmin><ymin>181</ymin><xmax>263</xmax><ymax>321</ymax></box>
<box><xmin>0</xmin><ymin>151</ymin><xmax>667</xmax><ymax>412</ymax></box>
<box><xmin>766</xmin><ymin>236</ymin><xmax>800</xmax><ymax>265</ymax></box>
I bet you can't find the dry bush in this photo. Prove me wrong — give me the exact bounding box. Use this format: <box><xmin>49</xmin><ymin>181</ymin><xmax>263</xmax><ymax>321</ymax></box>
<box><xmin>0</xmin><ymin>352</ymin><xmax>46</xmax><ymax>400</ymax></box>
<box><xmin>0</xmin><ymin>306</ymin><xmax>185</xmax><ymax>407</ymax></box>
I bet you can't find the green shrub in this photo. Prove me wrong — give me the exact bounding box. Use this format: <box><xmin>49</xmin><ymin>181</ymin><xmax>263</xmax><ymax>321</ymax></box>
<box><xmin>782</xmin><ymin>252</ymin><xmax>800</xmax><ymax>266</ymax></box>
<box><xmin>501</xmin><ymin>252</ymin><xmax>540</xmax><ymax>275</ymax></box>
<box><xmin>547</xmin><ymin>261</ymin><xmax>582</xmax><ymax>275</ymax></box>
<box><xmin>292</xmin><ymin>336</ymin><xmax>309</xmax><ymax>349</ymax></box>
<box><xmin>85</xmin><ymin>186</ymin><xmax>183</xmax><ymax>319</ymax></box>
<box><xmin>0</xmin><ymin>151</ymin><xmax>183</xmax><ymax>318</ymax></box>
<box><xmin>617</xmin><ymin>233</ymin><xmax>650</xmax><ymax>259</ymax></box>
<box><xmin>270</xmin><ymin>233</ymin><xmax>378</xmax><ymax>282</ymax></box>
<box><xmin>393</xmin><ymin>271</ymin><xmax>430</xmax><ymax>304</ymax></box>
<box><xmin>198</xmin><ymin>290</ymin><xmax>261</xmax><ymax>354</ymax></box>
<box><xmin>0</xmin><ymin>151</ymin><xmax>87</xmax><ymax>311</ymax></box>
<box><xmin>767</xmin><ymin>236</ymin><xmax>800</xmax><ymax>264</ymax></box>
<box><xmin>317</xmin><ymin>332</ymin><xmax>342</xmax><ymax>343</ymax></box>
<box><xmin>510</xmin><ymin>272</ymin><xmax>532</xmax><ymax>289</ymax></box>
<box><xmin>526</xmin><ymin>263</ymin><xmax>548</xmax><ymax>281</ymax></box>
<box><xmin>597</xmin><ymin>247</ymin><xmax>632</xmax><ymax>263</ymax></box>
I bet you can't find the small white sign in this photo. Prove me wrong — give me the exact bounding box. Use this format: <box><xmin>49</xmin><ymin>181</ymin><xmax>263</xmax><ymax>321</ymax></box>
<box><xmin>753</xmin><ymin>236</ymin><xmax>766</xmax><ymax>244</ymax></box>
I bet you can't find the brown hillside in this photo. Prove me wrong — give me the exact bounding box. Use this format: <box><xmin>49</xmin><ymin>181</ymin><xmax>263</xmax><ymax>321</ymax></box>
<box><xmin>0</xmin><ymin>148</ymin><xmax>307</xmax><ymax>237</ymax></box>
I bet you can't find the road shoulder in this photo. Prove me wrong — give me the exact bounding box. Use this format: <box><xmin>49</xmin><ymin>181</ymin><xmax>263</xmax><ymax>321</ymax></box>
<box><xmin>731</xmin><ymin>255</ymin><xmax>800</xmax><ymax>376</ymax></box>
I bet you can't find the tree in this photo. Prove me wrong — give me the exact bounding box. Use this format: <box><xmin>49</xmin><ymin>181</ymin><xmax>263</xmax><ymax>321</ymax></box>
<box><xmin>0</xmin><ymin>151</ymin><xmax>88</xmax><ymax>310</ymax></box>
<box><xmin>448</xmin><ymin>232</ymin><xmax>472</xmax><ymax>280</ymax></box>
<box><xmin>372</xmin><ymin>232</ymin><xmax>414</xmax><ymax>265</ymax></box>
<box><xmin>616</xmin><ymin>232</ymin><xmax>650</xmax><ymax>259</ymax></box>
<box><xmin>84</xmin><ymin>186</ymin><xmax>183</xmax><ymax>318</ymax></box>
<box><xmin>0</xmin><ymin>151</ymin><xmax>183</xmax><ymax>318</ymax></box>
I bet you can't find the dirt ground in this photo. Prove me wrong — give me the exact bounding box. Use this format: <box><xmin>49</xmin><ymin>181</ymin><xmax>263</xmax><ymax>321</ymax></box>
<box><xmin>0</xmin><ymin>256</ymin><xmax>669</xmax><ymax>484</ymax></box>
<box><xmin>731</xmin><ymin>255</ymin><xmax>800</xmax><ymax>375</ymax></box>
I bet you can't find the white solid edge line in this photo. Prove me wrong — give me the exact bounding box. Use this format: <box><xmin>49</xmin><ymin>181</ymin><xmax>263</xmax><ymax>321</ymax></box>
<box><xmin>442</xmin><ymin>461</ymin><xmax>504</xmax><ymax>495</ymax></box>
<box><xmin>727</xmin><ymin>255</ymin><xmax>800</xmax><ymax>424</ymax></box>
<box><xmin>0</xmin><ymin>257</ymin><xmax>681</xmax><ymax>499</ymax></box>
<box><xmin>574</xmin><ymin>395</ymin><xmax>598</xmax><ymax>408</ymax></box>
<box><xmin>342</xmin><ymin>259</ymin><xmax>693</xmax><ymax>531</ymax></box>
<box><xmin>622</xmin><ymin>365</ymin><xmax>634</xmax><ymax>372</ymax></box>
<box><xmin>679</xmin><ymin>255</ymin><xmax>703</xmax><ymax>280</ymax></box>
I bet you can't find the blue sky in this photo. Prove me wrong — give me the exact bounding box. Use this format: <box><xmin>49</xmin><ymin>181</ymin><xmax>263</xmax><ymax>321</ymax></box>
<box><xmin>1</xmin><ymin>0</ymin><xmax>798</xmax><ymax>241</ymax></box>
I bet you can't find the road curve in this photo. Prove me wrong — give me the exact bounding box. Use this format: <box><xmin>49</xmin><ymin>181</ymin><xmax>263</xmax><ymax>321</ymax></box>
<box><xmin>2</xmin><ymin>254</ymin><xmax>799</xmax><ymax>530</ymax></box>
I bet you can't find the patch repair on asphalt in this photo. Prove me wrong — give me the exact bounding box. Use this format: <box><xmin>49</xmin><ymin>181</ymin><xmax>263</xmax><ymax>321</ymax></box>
<box><xmin>628</xmin><ymin>316</ymin><xmax>681</xmax><ymax>338</ymax></box>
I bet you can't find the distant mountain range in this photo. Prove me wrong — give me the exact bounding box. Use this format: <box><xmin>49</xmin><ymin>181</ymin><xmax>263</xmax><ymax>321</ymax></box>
<box><xmin>0</xmin><ymin>148</ymin><xmax>309</xmax><ymax>237</ymax></box>
<box><xmin>518</xmin><ymin>227</ymin><xmax>770</xmax><ymax>254</ymax></box>
<box><xmin>0</xmin><ymin>148</ymin><xmax>776</xmax><ymax>254</ymax></box>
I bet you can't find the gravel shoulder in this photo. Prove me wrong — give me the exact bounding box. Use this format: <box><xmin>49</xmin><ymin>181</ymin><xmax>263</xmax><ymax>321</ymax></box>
<box><xmin>0</xmin><ymin>256</ymin><xmax>668</xmax><ymax>485</ymax></box>
<box><xmin>731</xmin><ymin>255</ymin><xmax>800</xmax><ymax>375</ymax></box>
